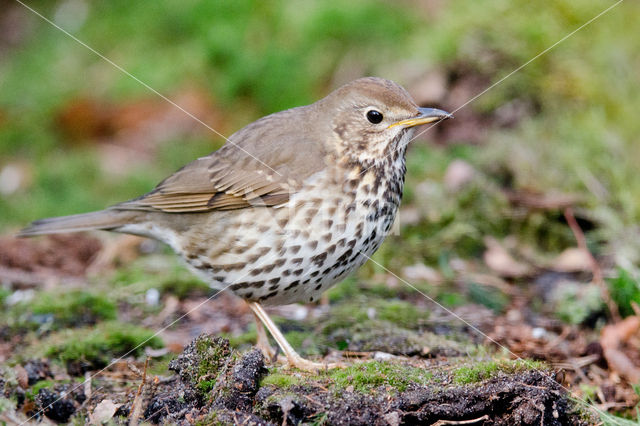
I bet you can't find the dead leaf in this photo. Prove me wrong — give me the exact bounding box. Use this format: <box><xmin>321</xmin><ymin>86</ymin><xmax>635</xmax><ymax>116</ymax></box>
<box><xmin>89</xmin><ymin>399</ymin><xmax>122</xmax><ymax>424</ymax></box>
<box><xmin>551</xmin><ymin>247</ymin><xmax>592</xmax><ymax>273</ymax></box>
<box><xmin>601</xmin><ymin>316</ymin><xmax>640</xmax><ymax>384</ymax></box>
<box><xmin>402</xmin><ymin>263</ymin><xmax>443</xmax><ymax>284</ymax></box>
<box><xmin>483</xmin><ymin>237</ymin><xmax>531</xmax><ymax>278</ymax></box>
<box><xmin>14</xmin><ymin>365</ymin><xmax>28</xmax><ymax>389</ymax></box>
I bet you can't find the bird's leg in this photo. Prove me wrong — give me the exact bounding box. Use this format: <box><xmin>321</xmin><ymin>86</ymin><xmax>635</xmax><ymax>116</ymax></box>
<box><xmin>252</xmin><ymin>311</ymin><xmax>277</xmax><ymax>362</ymax></box>
<box><xmin>247</xmin><ymin>302</ymin><xmax>342</xmax><ymax>372</ymax></box>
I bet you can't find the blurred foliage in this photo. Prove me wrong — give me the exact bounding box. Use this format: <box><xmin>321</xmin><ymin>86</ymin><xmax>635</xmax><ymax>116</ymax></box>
<box><xmin>1</xmin><ymin>0</ymin><xmax>639</xmax><ymax>260</ymax></box>
<box><xmin>43</xmin><ymin>321</ymin><xmax>163</xmax><ymax>372</ymax></box>
<box><xmin>1</xmin><ymin>1</ymin><xmax>640</xmax><ymax>420</ymax></box>
<box><xmin>608</xmin><ymin>268</ymin><xmax>640</xmax><ymax>318</ymax></box>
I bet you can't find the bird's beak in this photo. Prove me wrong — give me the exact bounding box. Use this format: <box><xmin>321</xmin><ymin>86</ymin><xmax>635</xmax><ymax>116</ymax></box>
<box><xmin>388</xmin><ymin>107</ymin><xmax>453</xmax><ymax>129</ymax></box>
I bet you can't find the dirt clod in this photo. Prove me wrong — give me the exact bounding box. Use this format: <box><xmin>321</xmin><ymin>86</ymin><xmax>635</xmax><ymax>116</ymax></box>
<box><xmin>23</xmin><ymin>359</ymin><xmax>52</xmax><ymax>385</ymax></box>
<box><xmin>35</xmin><ymin>385</ymin><xmax>85</xmax><ymax>423</ymax></box>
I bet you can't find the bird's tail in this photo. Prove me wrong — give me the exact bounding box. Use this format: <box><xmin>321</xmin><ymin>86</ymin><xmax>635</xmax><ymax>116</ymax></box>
<box><xmin>18</xmin><ymin>209</ymin><xmax>139</xmax><ymax>237</ymax></box>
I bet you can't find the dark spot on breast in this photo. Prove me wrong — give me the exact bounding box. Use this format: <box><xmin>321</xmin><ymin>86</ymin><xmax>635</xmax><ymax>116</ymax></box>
<box><xmin>275</xmin><ymin>259</ymin><xmax>286</xmax><ymax>267</ymax></box>
<box><xmin>345</xmin><ymin>203</ymin><xmax>356</xmax><ymax>215</ymax></box>
<box><xmin>268</xmin><ymin>277</ymin><xmax>281</xmax><ymax>285</ymax></box>
<box><xmin>260</xmin><ymin>291</ymin><xmax>278</xmax><ymax>301</ymax></box>
<box><xmin>312</xmin><ymin>252</ymin><xmax>327</xmax><ymax>267</ymax></box>
<box><xmin>217</xmin><ymin>262</ymin><xmax>246</xmax><ymax>272</ymax></box>
<box><xmin>285</xmin><ymin>280</ymin><xmax>300</xmax><ymax>290</ymax></box>
<box><xmin>289</xmin><ymin>245</ymin><xmax>301</xmax><ymax>254</ymax></box>
<box><xmin>307</xmin><ymin>240</ymin><xmax>318</xmax><ymax>250</ymax></box>
<box><xmin>293</xmin><ymin>269</ymin><xmax>304</xmax><ymax>276</ymax></box>
<box><xmin>291</xmin><ymin>257</ymin><xmax>303</xmax><ymax>265</ymax></box>
<box><xmin>337</xmin><ymin>249</ymin><xmax>353</xmax><ymax>263</ymax></box>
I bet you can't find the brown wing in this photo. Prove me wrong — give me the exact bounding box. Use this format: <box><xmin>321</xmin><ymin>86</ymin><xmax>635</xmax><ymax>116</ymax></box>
<box><xmin>116</xmin><ymin>105</ymin><xmax>328</xmax><ymax>213</ymax></box>
<box><xmin>126</xmin><ymin>157</ymin><xmax>293</xmax><ymax>212</ymax></box>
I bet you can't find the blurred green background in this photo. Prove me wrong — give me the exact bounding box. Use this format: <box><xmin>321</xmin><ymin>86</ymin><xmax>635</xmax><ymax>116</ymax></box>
<box><xmin>1</xmin><ymin>0</ymin><xmax>639</xmax><ymax>274</ymax></box>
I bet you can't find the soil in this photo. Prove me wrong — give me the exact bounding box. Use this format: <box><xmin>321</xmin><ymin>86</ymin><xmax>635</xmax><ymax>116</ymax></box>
<box><xmin>1</xmin><ymin>335</ymin><xmax>592</xmax><ymax>425</ymax></box>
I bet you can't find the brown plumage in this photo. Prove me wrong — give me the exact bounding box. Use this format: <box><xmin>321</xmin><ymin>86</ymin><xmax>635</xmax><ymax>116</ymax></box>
<box><xmin>20</xmin><ymin>77</ymin><xmax>452</xmax><ymax>370</ymax></box>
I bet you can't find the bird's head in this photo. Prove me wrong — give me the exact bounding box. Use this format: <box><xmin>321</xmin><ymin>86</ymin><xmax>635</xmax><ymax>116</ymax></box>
<box><xmin>318</xmin><ymin>77</ymin><xmax>452</xmax><ymax>165</ymax></box>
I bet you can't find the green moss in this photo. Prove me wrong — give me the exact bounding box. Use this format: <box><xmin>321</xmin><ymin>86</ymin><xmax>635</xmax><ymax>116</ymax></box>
<box><xmin>608</xmin><ymin>268</ymin><xmax>640</xmax><ymax>318</ymax></box>
<box><xmin>110</xmin><ymin>256</ymin><xmax>211</xmax><ymax>300</ymax></box>
<box><xmin>224</xmin><ymin>327</ymin><xmax>258</xmax><ymax>348</ymax></box>
<box><xmin>194</xmin><ymin>336</ymin><xmax>231</xmax><ymax>379</ymax></box>
<box><xmin>25</xmin><ymin>379</ymin><xmax>57</xmax><ymax>401</ymax></box>
<box><xmin>468</xmin><ymin>283</ymin><xmax>509</xmax><ymax>314</ymax></box>
<box><xmin>321</xmin><ymin>298</ymin><xmax>430</xmax><ymax>337</ymax></box>
<box><xmin>376</xmin><ymin>300</ymin><xmax>429</xmax><ymax>328</ymax></box>
<box><xmin>30</xmin><ymin>290</ymin><xmax>117</xmax><ymax>328</ymax></box>
<box><xmin>453</xmin><ymin>359</ymin><xmax>546</xmax><ymax>385</ymax></box>
<box><xmin>0</xmin><ymin>288</ymin><xmax>10</xmax><ymax>306</ymax></box>
<box><xmin>260</xmin><ymin>372</ymin><xmax>302</xmax><ymax>388</ymax></box>
<box><xmin>324</xmin><ymin>361</ymin><xmax>433</xmax><ymax>393</ymax></box>
<box><xmin>552</xmin><ymin>282</ymin><xmax>604</xmax><ymax>325</ymax></box>
<box><xmin>0</xmin><ymin>398</ymin><xmax>16</xmax><ymax>415</ymax></box>
<box><xmin>44</xmin><ymin>321</ymin><xmax>163</xmax><ymax>372</ymax></box>
<box><xmin>193</xmin><ymin>410</ymin><xmax>221</xmax><ymax>426</ymax></box>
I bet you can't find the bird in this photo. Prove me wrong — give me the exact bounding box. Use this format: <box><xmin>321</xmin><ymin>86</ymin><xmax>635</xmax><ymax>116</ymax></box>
<box><xmin>19</xmin><ymin>77</ymin><xmax>452</xmax><ymax>371</ymax></box>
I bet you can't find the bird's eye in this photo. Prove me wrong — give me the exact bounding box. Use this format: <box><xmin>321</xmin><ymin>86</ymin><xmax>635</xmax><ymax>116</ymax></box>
<box><xmin>366</xmin><ymin>110</ymin><xmax>383</xmax><ymax>124</ymax></box>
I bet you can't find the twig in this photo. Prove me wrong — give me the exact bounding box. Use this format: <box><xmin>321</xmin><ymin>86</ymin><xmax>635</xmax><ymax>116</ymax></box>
<box><xmin>432</xmin><ymin>415</ymin><xmax>489</xmax><ymax>425</ymax></box>
<box><xmin>84</xmin><ymin>371</ymin><xmax>92</xmax><ymax>401</ymax></box>
<box><xmin>564</xmin><ymin>207</ymin><xmax>620</xmax><ymax>322</ymax></box>
<box><xmin>129</xmin><ymin>357</ymin><xmax>150</xmax><ymax>426</ymax></box>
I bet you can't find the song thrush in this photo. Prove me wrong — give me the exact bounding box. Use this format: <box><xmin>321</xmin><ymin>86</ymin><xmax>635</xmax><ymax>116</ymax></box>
<box><xmin>20</xmin><ymin>77</ymin><xmax>452</xmax><ymax>370</ymax></box>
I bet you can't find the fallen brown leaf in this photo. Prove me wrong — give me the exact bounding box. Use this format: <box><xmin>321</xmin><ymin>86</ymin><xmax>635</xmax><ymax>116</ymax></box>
<box><xmin>483</xmin><ymin>237</ymin><xmax>531</xmax><ymax>278</ymax></box>
<box><xmin>601</xmin><ymin>316</ymin><xmax>640</xmax><ymax>384</ymax></box>
<box><xmin>89</xmin><ymin>399</ymin><xmax>122</xmax><ymax>424</ymax></box>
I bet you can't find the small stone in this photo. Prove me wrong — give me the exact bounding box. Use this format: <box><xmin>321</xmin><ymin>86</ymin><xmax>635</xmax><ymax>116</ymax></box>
<box><xmin>531</xmin><ymin>327</ymin><xmax>547</xmax><ymax>339</ymax></box>
<box><xmin>145</xmin><ymin>288</ymin><xmax>160</xmax><ymax>306</ymax></box>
